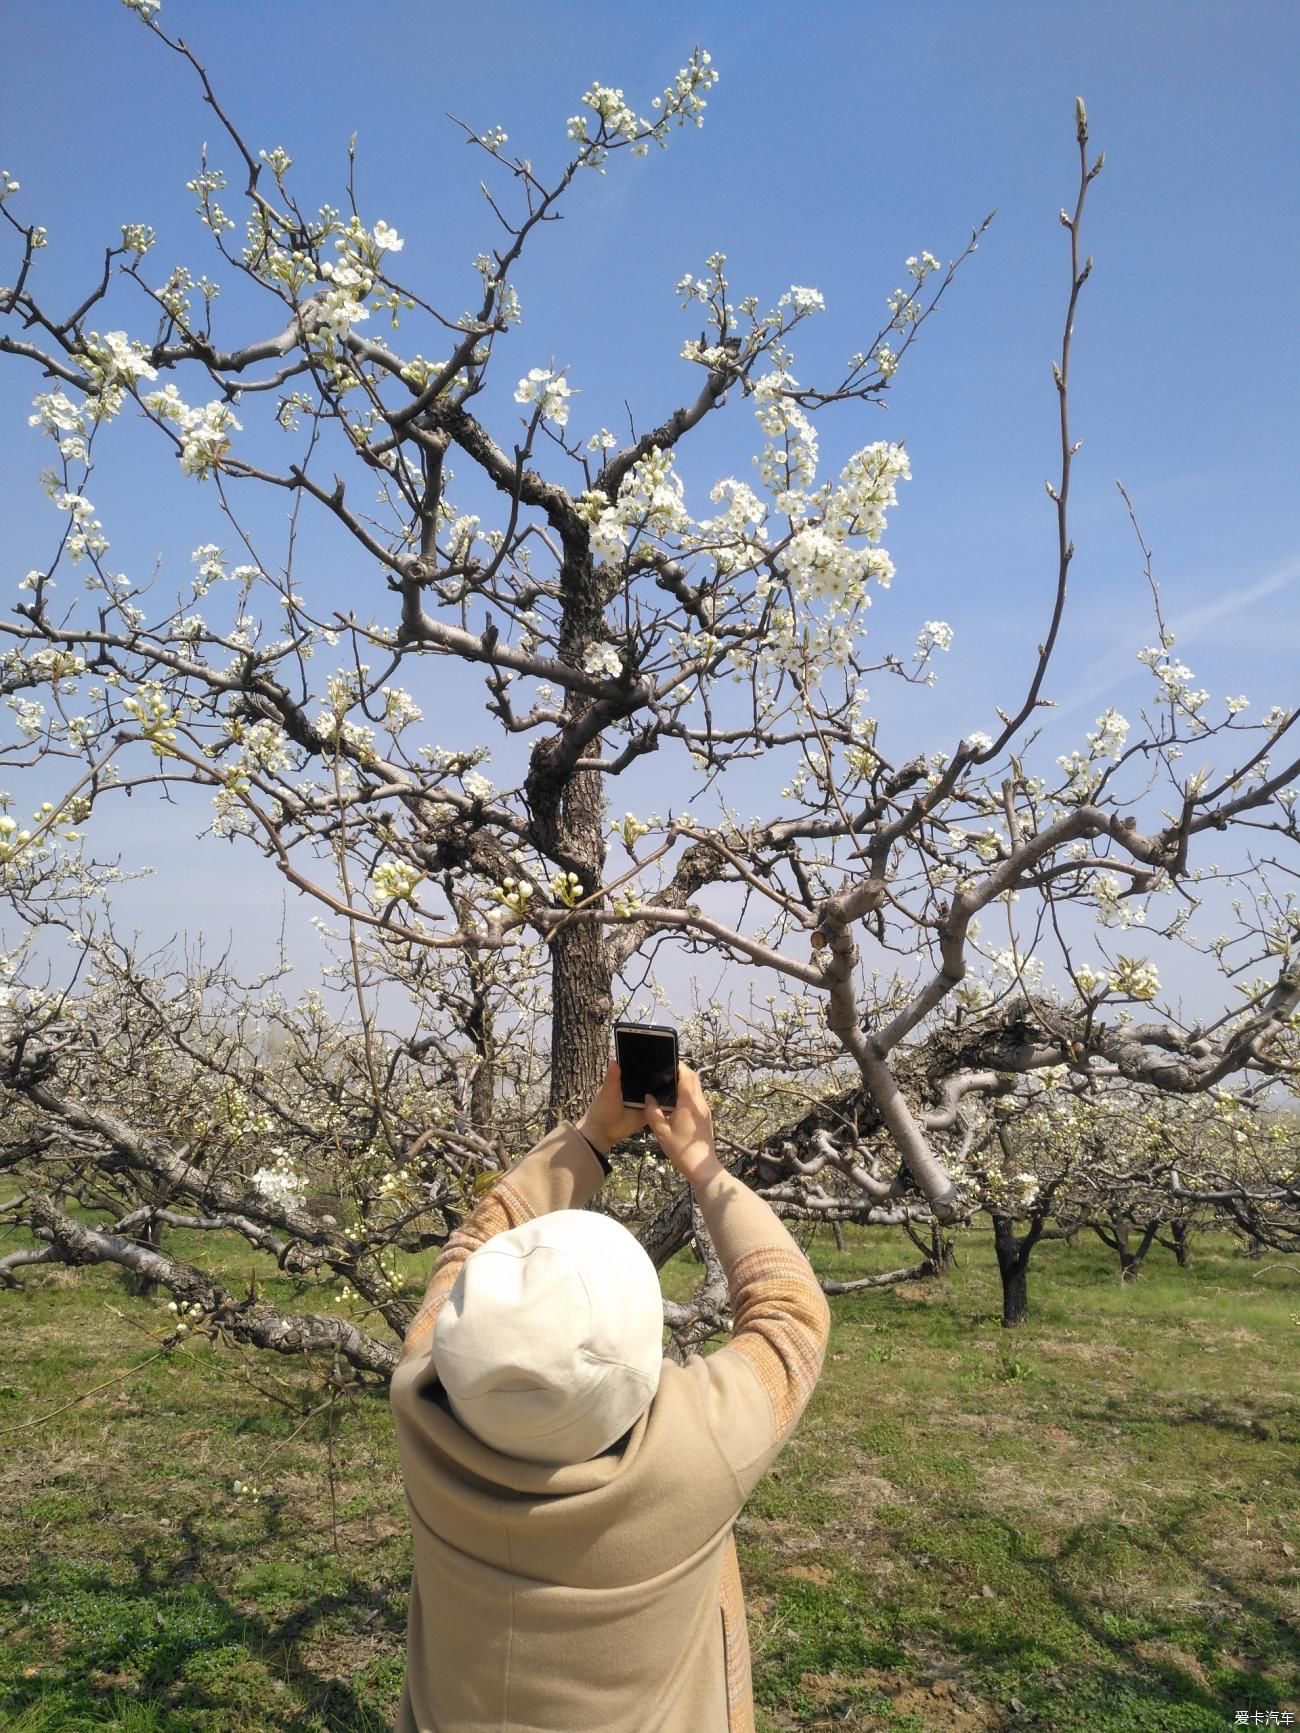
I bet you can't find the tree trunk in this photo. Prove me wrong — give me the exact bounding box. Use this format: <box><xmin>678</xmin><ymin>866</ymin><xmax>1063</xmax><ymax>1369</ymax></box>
<box><xmin>547</xmin><ymin>907</ymin><xmax>611</xmax><ymax>1130</ymax></box>
<box><xmin>1171</xmin><ymin>1220</ymin><xmax>1191</xmax><ymax>1268</ymax></box>
<box><xmin>1109</xmin><ymin>1213</ymin><xmax>1137</xmax><ymax>1280</ymax></box>
<box><xmin>993</xmin><ymin>1213</ymin><xmax>1032</xmax><ymax>1327</ymax></box>
<box><xmin>831</xmin><ymin>1218</ymin><xmax>845</xmax><ymax>1252</ymax></box>
<box><xmin>129</xmin><ymin>1215</ymin><xmax>164</xmax><ymax>1300</ymax></box>
<box><xmin>525</xmin><ymin>508</ymin><xmax>617</xmax><ymax>1135</ymax></box>
<box><xmin>1090</xmin><ymin>1215</ymin><xmax>1144</xmax><ymax>1281</ymax></box>
<box><xmin>928</xmin><ymin>1220</ymin><xmax>955</xmax><ymax>1276</ymax></box>
<box><xmin>465</xmin><ymin>973</ymin><xmax>496</xmax><ymax>1135</ymax></box>
<box><xmin>1106</xmin><ymin>1214</ymin><xmax>1160</xmax><ymax>1283</ymax></box>
<box><xmin>531</xmin><ymin>726</ymin><xmax>612</xmax><ymax>1130</ymax></box>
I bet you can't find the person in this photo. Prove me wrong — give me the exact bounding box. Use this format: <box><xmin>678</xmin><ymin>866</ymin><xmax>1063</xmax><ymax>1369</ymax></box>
<box><xmin>388</xmin><ymin>1058</ymin><xmax>832</xmax><ymax>1733</ymax></box>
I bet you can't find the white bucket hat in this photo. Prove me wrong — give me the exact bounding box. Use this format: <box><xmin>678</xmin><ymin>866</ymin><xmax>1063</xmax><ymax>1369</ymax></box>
<box><xmin>431</xmin><ymin>1208</ymin><xmax>665</xmax><ymax>1464</ymax></box>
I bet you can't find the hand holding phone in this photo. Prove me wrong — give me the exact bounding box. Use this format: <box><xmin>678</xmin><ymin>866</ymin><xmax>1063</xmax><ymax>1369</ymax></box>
<box><xmin>643</xmin><ymin>1062</ymin><xmax>718</xmax><ymax>1185</ymax></box>
<box><xmin>613</xmin><ymin>1022</ymin><xmax>679</xmax><ymax>1110</ymax></box>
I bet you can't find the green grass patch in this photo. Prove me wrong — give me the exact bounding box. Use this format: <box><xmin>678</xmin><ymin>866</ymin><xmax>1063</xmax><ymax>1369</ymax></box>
<box><xmin>2</xmin><ymin>1213</ymin><xmax>1298</xmax><ymax>1730</ymax></box>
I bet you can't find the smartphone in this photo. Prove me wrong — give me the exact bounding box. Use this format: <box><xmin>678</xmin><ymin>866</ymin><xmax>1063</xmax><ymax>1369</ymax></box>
<box><xmin>613</xmin><ymin>1022</ymin><xmax>679</xmax><ymax>1110</ymax></box>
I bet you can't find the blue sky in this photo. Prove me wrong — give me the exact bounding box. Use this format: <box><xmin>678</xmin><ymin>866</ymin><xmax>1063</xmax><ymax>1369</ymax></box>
<box><xmin>1</xmin><ymin>0</ymin><xmax>1297</xmax><ymax>1026</ymax></box>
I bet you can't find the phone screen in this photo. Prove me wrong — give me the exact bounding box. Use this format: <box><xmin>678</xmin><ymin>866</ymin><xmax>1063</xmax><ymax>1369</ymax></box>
<box><xmin>614</xmin><ymin>1023</ymin><xmax>679</xmax><ymax>1109</ymax></box>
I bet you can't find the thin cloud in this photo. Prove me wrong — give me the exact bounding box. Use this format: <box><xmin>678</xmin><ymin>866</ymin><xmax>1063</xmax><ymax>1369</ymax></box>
<box><xmin>1050</xmin><ymin>553</ymin><xmax>1300</xmax><ymax>723</ymax></box>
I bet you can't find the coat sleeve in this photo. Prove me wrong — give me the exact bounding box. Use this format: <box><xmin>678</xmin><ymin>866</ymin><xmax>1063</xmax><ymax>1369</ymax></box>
<box><xmin>398</xmin><ymin>1121</ymin><xmax>606</xmax><ymax>1362</ymax></box>
<box><xmin>700</xmin><ymin>1244</ymin><xmax>832</xmax><ymax>1504</ymax></box>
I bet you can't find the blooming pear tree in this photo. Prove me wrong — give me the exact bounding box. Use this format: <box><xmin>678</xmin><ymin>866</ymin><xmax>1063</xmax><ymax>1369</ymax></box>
<box><xmin>960</xmin><ymin>1084</ymin><xmax>1247</xmax><ymax>1323</ymax></box>
<box><xmin>1</xmin><ymin>4</ymin><xmax>1298</xmax><ymax>1375</ymax></box>
<box><xmin>0</xmin><ymin>894</ymin><xmax>563</xmax><ymax>1381</ymax></box>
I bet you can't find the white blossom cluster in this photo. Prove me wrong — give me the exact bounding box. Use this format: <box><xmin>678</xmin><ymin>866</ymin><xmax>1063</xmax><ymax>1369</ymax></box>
<box><xmin>144</xmin><ymin>383</ymin><xmax>242</xmax><ymax>478</ymax></box>
<box><xmin>610</xmin><ymin>810</ymin><xmax>658</xmax><ymax>849</ymax></box>
<box><xmin>1088</xmin><ymin>707</ymin><xmax>1130</xmax><ymax>760</ymax></box>
<box><xmin>0</xmin><ymin>814</ymin><xmax>35</xmax><ymax>863</ymax></box>
<box><xmin>550</xmin><ymin>869</ymin><xmax>585</xmax><ymax>907</ymax></box>
<box><xmin>1138</xmin><ymin>635</ymin><xmax>1210</xmax><ymax>724</ymax></box>
<box><xmin>293</xmin><ymin>212</ymin><xmax>404</xmax><ymax>342</ymax></box>
<box><xmin>493</xmin><ymin>876</ymin><xmax>535</xmax><ymax>916</ymax></box>
<box><xmin>740</xmin><ymin>440</ymin><xmax>911</xmax><ymax>677</ymax></box>
<box><xmin>250</xmin><ymin>1150</ymin><xmax>308</xmax><ymax>1209</ymax></box>
<box><xmin>566</xmin><ymin>49</ymin><xmax>717</xmax><ymax>168</ymax></box>
<box><xmin>221</xmin><ymin>714</ymin><xmax>293</xmax><ymax>773</ymax></box>
<box><xmin>1073</xmin><ymin>963</ymin><xmax>1109</xmax><ymax>998</ymax></box>
<box><xmin>1108</xmin><ymin>955</ymin><xmax>1160</xmax><ymax>1001</ymax></box>
<box><xmin>9</xmin><ymin>647</ymin><xmax>87</xmax><ymax>691</ymax></box>
<box><xmin>583</xmin><ymin>642</ymin><xmax>623</xmax><ymax>678</ymax></box>
<box><xmin>45</xmin><ymin>484</ymin><xmax>109</xmax><ymax>564</ymax></box>
<box><xmin>166</xmin><ymin>1298</ymin><xmax>204</xmax><ymax>1336</ymax></box>
<box><xmin>989</xmin><ymin>948</ymin><xmax>1044</xmax><ymax>991</ymax></box>
<box><xmin>514</xmin><ymin>367</ymin><xmax>573</xmax><ymax>426</ymax></box>
<box><xmin>751</xmin><ymin>365</ymin><xmax>819</xmax><ymax>505</ymax></box>
<box><xmin>29</xmin><ymin>390</ymin><xmax>87</xmax><ymax>463</ymax></box>
<box><xmin>1058</xmin><ymin>708</ymin><xmax>1133</xmax><ymax>796</ymax></box>
<box><xmin>81</xmin><ymin>328</ymin><xmax>159</xmax><ymax>419</ymax></box>
<box><xmin>1093</xmin><ymin>871</ymin><xmax>1145</xmax><ymax>929</ymax></box>
<box><xmin>381</xmin><ymin>686</ymin><xmax>424</xmax><ymax>733</ymax></box>
<box><xmin>121</xmin><ymin>681</ymin><xmax>178</xmax><ymax>758</ymax></box>
<box><xmin>371</xmin><ymin>859</ymin><xmax>422</xmax><ymax>904</ymax></box>
<box><xmin>576</xmin><ymin>444</ymin><xmax>692</xmax><ymax>565</ymax></box>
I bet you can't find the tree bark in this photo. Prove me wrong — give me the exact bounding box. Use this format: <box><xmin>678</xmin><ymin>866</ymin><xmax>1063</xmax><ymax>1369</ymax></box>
<box><xmin>547</xmin><ymin>693</ymin><xmax>614</xmax><ymax>1126</ymax></box>
<box><xmin>129</xmin><ymin>1214</ymin><xmax>164</xmax><ymax>1301</ymax></box>
<box><xmin>929</xmin><ymin>1220</ymin><xmax>955</xmax><ymax>1275</ymax></box>
<box><xmin>1092</xmin><ymin>1213</ymin><xmax>1160</xmax><ymax>1282</ymax></box>
<box><xmin>993</xmin><ymin>1212</ymin><xmax>1042</xmax><ymax>1327</ymax></box>
<box><xmin>532</xmin><ymin>525</ymin><xmax>615</xmax><ymax>1130</ymax></box>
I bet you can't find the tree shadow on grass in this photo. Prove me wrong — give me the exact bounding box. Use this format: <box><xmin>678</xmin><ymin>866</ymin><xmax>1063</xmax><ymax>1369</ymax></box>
<box><xmin>886</xmin><ymin>1503</ymin><xmax>1297</xmax><ymax>1726</ymax></box>
<box><xmin>0</xmin><ymin>1513</ymin><xmax>406</xmax><ymax>1731</ymax></box>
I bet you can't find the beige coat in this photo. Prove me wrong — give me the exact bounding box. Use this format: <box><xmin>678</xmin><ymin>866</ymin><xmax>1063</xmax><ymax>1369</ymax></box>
<box><xmin>389</xmin><ymin>1122</ymin><xmax>831</xmax><ymax>1732</ymax></box>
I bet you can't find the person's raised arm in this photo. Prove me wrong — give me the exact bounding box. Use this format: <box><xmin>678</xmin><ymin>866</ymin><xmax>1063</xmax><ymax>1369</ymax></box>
<box><xmin>645</xmin><ymin>1064</ymin><xmax>831</xmax><ymax>1499</ymax></box>
<box><xmin>644</xmin><ymin>1063</ymin><xmax>809</xmax><ymax>1268</ymax></box>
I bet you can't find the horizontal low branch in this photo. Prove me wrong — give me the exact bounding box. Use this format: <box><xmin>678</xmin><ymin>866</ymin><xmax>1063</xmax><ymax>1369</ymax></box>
<box><xmin>26</xmin><ymin>1194</ymin><xmax>399</xmax><ymax>1378</ymax></box>
<box><xmin>820</xmin><ymin>1257</ymin><xmax>936</xmax><ymax>1294</ymax></box>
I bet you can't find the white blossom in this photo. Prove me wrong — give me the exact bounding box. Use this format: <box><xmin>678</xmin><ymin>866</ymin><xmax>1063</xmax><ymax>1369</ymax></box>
<box><xmin>514</xmin><ymin>366</ymin><xmax>574</xmax><ymax>427</ymax></box>
<box><xmin>381</xmin><ymin>686</ymin><xmax>423</xmax><ymax>733</ymax></box>
<box><xmin>371</xmin><ymin>859</ymin><xmax>421</xmax><ymax>903</ymax></box>
<box><xmin>145</xmin><ymin>387</ymin><xmax>241</xmax><ymax>478</ymax></box>
<box><xmin>1109</xmin><ymin>955</ymin><xmax>1160</xmax><ymax>1001</ymax></box>
<box><xmin>1087</xmin><ymin>708</ymin><xmax>1130</xmax><ymax>761</ymax></box>
<box><xmin>29</xmin><ymin>391</ymin><xmax>86</xmax><ymax>437</ymax></box>
<box><xmin>779</xmin><ymin>285</ymin><xmax>826</xmax><ymax>315</ymax></box>
<box><xmin>250</xmin><ymin>1151</ymin><xmax>307</xmax><ymax>1208</ymax></box>
<box><xmin>583</xmin><ymin>642</ymin><xmax>623</xmax><ymax>679</ymax></box>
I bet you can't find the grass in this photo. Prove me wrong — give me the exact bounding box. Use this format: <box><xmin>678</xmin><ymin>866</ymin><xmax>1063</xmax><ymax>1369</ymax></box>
<box><xmin>0</xmin><ymin>1217</ymin><xmax>1297</xmax><ymax>1731</ymax></box>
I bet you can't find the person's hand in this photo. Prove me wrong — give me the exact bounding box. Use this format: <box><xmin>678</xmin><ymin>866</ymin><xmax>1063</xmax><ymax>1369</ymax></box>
<box><xmin>576</xmin><ymin>1059</ymin><xmax>647</xmax><ymax>1156</ymax></box>
<box><xmin>644</xmin><ymin>1062</ymin><xmax>718</xmax><ymax>1185</ymax></box>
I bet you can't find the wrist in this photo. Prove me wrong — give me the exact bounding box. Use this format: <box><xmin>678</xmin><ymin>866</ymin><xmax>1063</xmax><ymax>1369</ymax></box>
<box><xmin>686</xmin><ymin>1150</ymin><xmax>724</xmax><ymax>1186</ymax></box>
<box><xmin>574</xmin><ymin>1115</ymin><xmax>612</xmax><ymax>1158</ymax></box>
